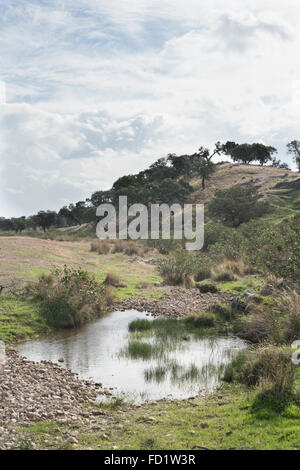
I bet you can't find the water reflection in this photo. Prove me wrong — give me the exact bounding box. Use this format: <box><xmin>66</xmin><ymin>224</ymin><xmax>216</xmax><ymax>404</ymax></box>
<box><xmin>17</xmin><ymin>310</ymin><xmax>247</xmax><ymax>403</ymax></box>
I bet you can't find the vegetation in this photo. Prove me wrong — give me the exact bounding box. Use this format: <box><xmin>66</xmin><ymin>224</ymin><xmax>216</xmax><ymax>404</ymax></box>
<box><xmin>287</xmin><ymin>140</ymin><xmax>300</xmax><ymax>172</ymax></box>
<box><xmin>208</xmin><ymin>184</ymin><xmax>270</xmax><ymax>227</ymax></box>
<box><xmin>31</xmin><ymin>266</ymin><xmax>108</xmax><ymax>328</ymax></box>
<box><xmin>224</xmin><ymin>346</ymin><xmax>295</xmax><ymax>402</ymax></box>
<box><xmin>2</xmin><ymin>140</ymin><xmax>300</xmax><ymax>450</ymax></box>
<box><xmin>157</xmin><ymin>249</ymin><xmax>196</xmax><ymax>285</ymax></box>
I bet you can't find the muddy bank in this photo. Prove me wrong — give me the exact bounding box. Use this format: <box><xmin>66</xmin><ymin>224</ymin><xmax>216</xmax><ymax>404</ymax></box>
<box><xmin>117</xmin><ymin>287</ymin><xmax>231</xmax><ymax>317</ymax></box>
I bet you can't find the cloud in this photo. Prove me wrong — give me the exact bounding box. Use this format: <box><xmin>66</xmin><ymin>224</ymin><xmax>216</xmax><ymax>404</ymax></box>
<box><xmin>0</xmin><ymin>1</ymin><xmax>299</xmax><ymax>216</ymax></box>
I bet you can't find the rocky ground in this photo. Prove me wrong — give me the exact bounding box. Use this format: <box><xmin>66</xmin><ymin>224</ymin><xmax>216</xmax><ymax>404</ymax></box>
<box><xmin>117</xmin><ymin>287</ymin><xmax>231</xmax><ymax>317</ymax></box>
<box><xmin>0</xmin><ymin>350</ymin><xmax>111</xmax><ymax>449</ymax></box>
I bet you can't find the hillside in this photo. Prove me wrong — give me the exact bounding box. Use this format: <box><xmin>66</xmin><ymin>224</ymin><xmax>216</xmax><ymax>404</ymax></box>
<box><xmin>190</xmin><ymin>162</ymin><xmax>300</xmax><ymax>216</ymax></box>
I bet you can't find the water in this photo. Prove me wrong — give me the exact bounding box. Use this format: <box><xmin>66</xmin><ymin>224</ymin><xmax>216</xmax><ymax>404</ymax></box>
<box><xmin>17</xmin><ymin>310</ymin><xmax>247</xmax><ymax>403</ymax></box>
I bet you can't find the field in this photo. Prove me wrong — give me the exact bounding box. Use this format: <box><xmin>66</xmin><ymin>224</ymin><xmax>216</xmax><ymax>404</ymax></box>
<box><xmin>1</xmin><ymin>163</ymin><xmax>300</xmax><ymax>450</ymax></box>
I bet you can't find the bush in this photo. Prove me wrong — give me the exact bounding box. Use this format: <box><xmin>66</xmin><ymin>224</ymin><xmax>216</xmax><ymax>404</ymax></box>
<box><xmin>113</xmin><ymin>239</ymin><xmax>126</xmax><ymax>253</ymax></box>
<box><xmin>224</xmin><ymin>346</ymin><xmax>295</xmax><ymax>400</ymax></box>
<box><xmin>157</xmin><ymin>249</ymin><xmax>197</xmax><ymax>285</ymax></box>
<box><xmin>274</xmin><ymin>291</ymin><xmax>300</xmax><ymax>342</ymax></box>
<box><xmin>243</xmin><ymin>346</ymin><xmax>295</xmax><ymax>399</ymax></box>
<box><xmin>112</xmin><ymin>240</ymin><xmax>145</xmax><ymax>256</ymax></box>
<box><xmin>208</xmin><ymin>184</ymin><xmax>270</xmax><ymax>227</ymax></box>
<box><xmin>238</xmin><ymin>308</ymin><xmax>281</xmax><ymax>344</ymax></box>
<box><xmin>103</xmin><ymin>272</ymin><xmax>127</xmax><ymax>288</ymax></box>
<box><xmin>196</xmin><ymin>282</ymin><xmax>219</xmax><ymax>293</ymax></box>
<box><xmin>248</xmin><ymin>214</ymin><xmax>300</xmax><ymax>282</ymax></box>
<box><xmin>194</xmin><ymin>267</ymin><xmax>212</xmax><ymax>282</ymax></box>
<box><xmin>90</xmin><ymin>240</ymin><xmax>110</xmax><ymax>255</ymax></box>
<box><xmin>33</xmin><ymin>266</ymin><xmax>106</xmax><ymax>328</ymax></box>
<box><xmin>124</xmin><ymin>242</ymin><xmax>141</xmax><ymax>256</ymax></box>
<box><xmin>185</xmin><ymin>313</ymin><xmax>216</xmax><ymax>328</ymax></box>
<box><xmin>147</xmin><ymin>238</ymin><xmax>183</xmax><ymax>254</ymax></box>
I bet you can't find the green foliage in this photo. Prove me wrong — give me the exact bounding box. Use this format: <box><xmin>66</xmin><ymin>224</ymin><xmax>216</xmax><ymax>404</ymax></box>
<box><xmin>157</xmin><ymin>249</ymin><xmax>197</xmax><ymax>285</ymax></box>
<box><xmin>208</xmin><ymin>184</ymin><xmax>270</xmax><ymax>227</ymax></box>
<box><xmin>185</xmin><ymin>313</ymin><xmax>216</xmax><ymax>328</ymax></box>
<box><xmin>222</xmin><ymin>141</ymin><xmax>277</xmax><ymax>165</ymax></box>
<box><xmin>224</xmin><ymin>346</ymin><xmax>295</xmax><ymax>401</ymax></box>
<box><xmin>248</xmin><ymin>214</ymin><xmax>300</xmax><ymax>282</ymax></box>
<box><xmin>287</xmin><ymin>140</ymin><xmax>300</xmax><ymax>172</ymax></box>
<box><xmin>128</xmin><ymin>319</ymin><xmax>152</xmax><ymax>332</ymax></box>
<box><xmin>33</xmin><ymin>265</ymin><xmax>106</xmax><ymax>328</ymax></box>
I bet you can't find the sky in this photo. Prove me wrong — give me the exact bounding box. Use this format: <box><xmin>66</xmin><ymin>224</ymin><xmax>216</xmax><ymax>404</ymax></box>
<box><xmin>0</xmin><ymin>0</ymin><xmax>300</xmax><ymax>217</ymax></box>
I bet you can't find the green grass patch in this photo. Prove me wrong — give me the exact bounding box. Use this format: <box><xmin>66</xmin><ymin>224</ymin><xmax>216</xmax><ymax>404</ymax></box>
<box><xmin>0</xmin><ymin>296</ymin><xmax>52</xmax><ymax>343</ymax></box>
<box><xmin>17</xmin><ymin>380</ymin><xmax>300</xmax><ymax>450</ymax></box>
<box><xmin>219</xmin><ymin>277</ymin><xmax>263</xmax><ymax>294</ymax></box>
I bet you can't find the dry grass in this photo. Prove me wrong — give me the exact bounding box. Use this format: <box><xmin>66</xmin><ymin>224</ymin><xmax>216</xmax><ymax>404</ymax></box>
<box><xmin>273</xmin><ymin>291</ymin><xmax>300</xmax><ymax>342</ymax></box>
<box><xmin>90</xmin><ymin>240</ymin><xmax>110</xmax><ymax>255</ymax></box>
<box><xmin>112</xmin><ymin>239</ymin><xmax>150</xmax><ymax>257</ymax></box>
<box><xmin>242</xmin><ymin>345</ymin><xmax>295</xmax><ymax>399</ymax></box>
<box><xmin>238</xmin><ymin>307</ymin><xmax>281</xmax><ymax>344</ymax></box>
<box><xmin>104</xmin><ymin>286</ymin><xmax>116</xmax><ymax>307</ymax></box>
<box><xmin>212</xmin><ymin>258</ymin><xmax>246</xmax><ymax>282</ymax></box>
<box><xmin>194</xmin><ymin>267</ymin><xmax>212</xmax><ymax>282</ymax></box>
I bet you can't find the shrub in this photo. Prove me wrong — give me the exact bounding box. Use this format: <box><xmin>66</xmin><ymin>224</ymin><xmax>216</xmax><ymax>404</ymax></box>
<box><xmin>238</xmin><ymin>308</ymin><xmax>281</xmax><ymax>344</ymax></box>
<box><xmin>90</xmin><ymin>240</ymin><xmax>110</xmax><ymax>255</ymax></box>
<box><xmin>213</xmin><ymin>271</ymin><xmax>236</xmax><ymax>282</ymax></box>
<box><xmin>124</xmin><ymin>242</ymin><xmax>141</xmax><ymax>256</ymax></box>
<box><xmin>274</xmin><ymin>291</ymin><xmax>300</xmax><ymax>342</ymax></box>
<box><xmin>113</xmin><ymin>239</ymin><xmax>126</xmax><ymax>253</ymax></box>
<box><xmin>196</xmin><ymin>282</ymin><xmax>219</xmax><ymax>293</ymax></box>
<box><xmin>248</xmin><ymin>214</ymin><xmax>300</xmax><ymax>282</ymax></box>
<box><xmin>157</xmin><ymin>249</ymin><xmax>197</xmax><ymax>285</ymax></box>
<box><xmin>194</xmin><ymin>267</ymin><xmax>212</xmax><ymax>282</ymax></box>
<box><xmin>33</xmin><ymin>266</ymin><xmax>106</xmax><ymax>328</ymax></box>
<box><xmin>185</xmin><ymin>313</ymin><xmax>216</xmax><ymax>328</ymax></box>
<box><xmin>147</xmin><ymin>238</ymin><xmax>182</xmax><ymax>254</ymax></box>
<box><xmin>208</xmin><ymin>184</ymin><xmax>270</xmax><ymax>227</ymax></box>
<box><xmin>243</xmin><ymin>346</ymin><xmax>295</xmax><ymax>399</ymax></box>
<box><xmin>224</xmin><ymin>346</ymin><xmax>295</xmax><ymax>400</ymax></box>
<box><xmin>103</xmin><ymin>272</ymin><xmax>127</xmax><ymax>288</ymax></box>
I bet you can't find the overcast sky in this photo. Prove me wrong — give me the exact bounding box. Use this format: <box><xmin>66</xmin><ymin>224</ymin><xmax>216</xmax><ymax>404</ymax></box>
<box><xmin>0</xmin><ymin>1</ymin><xmax>300</xmax><ymax>217</ymax></box>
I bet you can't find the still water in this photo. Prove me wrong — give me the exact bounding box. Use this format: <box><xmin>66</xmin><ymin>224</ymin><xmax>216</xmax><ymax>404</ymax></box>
<box><xmin>17</xmin><ymin>310</ymin><xmax>247</xmax><ymax>403</ymax></box>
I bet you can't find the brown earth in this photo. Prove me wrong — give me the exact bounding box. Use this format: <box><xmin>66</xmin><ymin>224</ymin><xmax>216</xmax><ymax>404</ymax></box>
<box><xmin>118</xmin><ymin>286</ymin><xmax>231</xmax><ymax>317</ymax></box>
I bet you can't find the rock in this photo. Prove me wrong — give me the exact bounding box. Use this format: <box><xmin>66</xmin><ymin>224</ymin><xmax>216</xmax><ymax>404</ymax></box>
<box><xmin>58</xmin><ymin>357</ymin><xmax>65</xmax><ymax>363</ymax></box>
<box><xmin>196</xmin><ymin>283</ymin><xmax>219</xmax><ymax>294</ymax></box>
<box><xmin>260</xmin><ymin>284</ymin><xmax>274</xmax><ymax>296</ymax></box>
<box><xmin>0</xmin><ymin>350</ymin><xmax>100</xmax><ymax>440</ymax></box>
<box><xmin>116</xmin><ymin>286</ymin><xmax>230</xmax><ymax>318</ymax></box>
<box><xmin>200</xmin><ymin>423</ymin><xmax>209</xmax><ymax>429</ymax></box>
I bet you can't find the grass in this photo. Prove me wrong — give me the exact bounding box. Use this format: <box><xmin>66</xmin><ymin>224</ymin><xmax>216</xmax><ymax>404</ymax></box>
<box><xmin>0</xmin><ymin>236</ymin><xmax>163</xmax><ymax>301</ymax></box>
<box><xmin>121</xmin><ymin>341</ymin><xmax>164</xmax><ymax>360</ymax></box>
<box><xmin>0</xmin><ymin>296</ymin><xmax>52</xmax><ymax>343</ymax></box>
<box><xmin>128</xmin><ymin>319</ymin><xmax>153</xmax><ymax>332</ymax></box>
<box><xmin>219</xmin><ymin>277</ymin><xmax>264</xmax><ymax>294</ymax></box>
<box><xmin>15</xmin><ymin>379</ymin><xmax>300</xmax><ymax>450</ymax></box>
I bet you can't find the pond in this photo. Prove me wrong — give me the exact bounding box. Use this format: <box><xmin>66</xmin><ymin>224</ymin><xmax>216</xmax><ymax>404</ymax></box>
<box><xmin>17</xmin><ymin>310</ymin><xmax>247</xmax><ymax>403</ymax></box>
